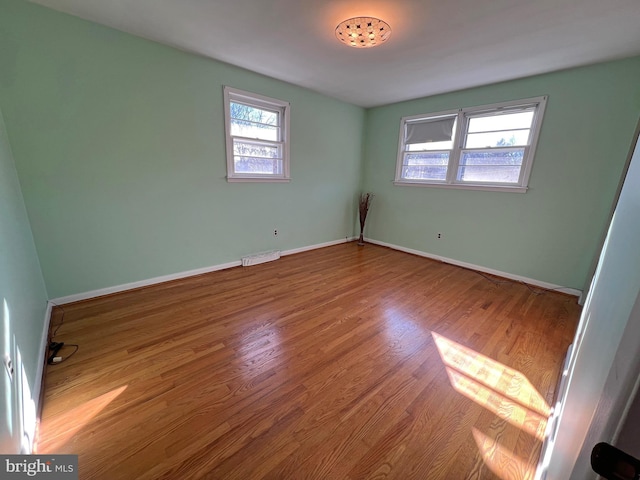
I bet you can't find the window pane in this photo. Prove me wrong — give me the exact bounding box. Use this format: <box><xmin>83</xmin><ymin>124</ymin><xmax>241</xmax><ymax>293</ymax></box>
<box><xmin>234</xmin><ymin>156</ymin><xmax>283</xmax><ymax>175</ymax></box>
<box><xmin>457</xmin><ymin>150</ymin><xmax>524</xmax><ymax>183</ymax></box>
<box><xmin>407</xmin><ymin>140</ymin><xmax>454</xmax><ymax>151</ymax></box>
<box><xmin>231</xmin><ymin>119</ymin><xmax>279</xmax><ymax>141</ymax></box>
<box><xmin>457</xmin><ymin>165</ymin><xmax>521</xmax><ymax>183</ymax></box>
<box><xmin>230</xmin><ymin>101</ymin><xmax>280</xmax><ymax>141</ymax></box>
<box><xmin>233</xmin><ymin>140</ymin><xmax>280</xmax><ymax>159</ymax></box>
<box><xmin>465</xmin><ymin>129</ymin><xmax>530</xmax><ymax>148</ymax></box>
<box><xmin>406</xmin><ymin>117</ymin><xmax>456</xmax><ymax>144</ymax></box>
<box><xmin>460</xmin><ymin>149</ymin><xmax>524</xmax><ymax>166</ymax></box>
<box><xmin>402</xmin><ymin>152</ymin><xmax>449</xmax><ymax>181</ymax></box>
<box><xmin>230</xmin><ymin>102</ymin><xmax>279</xmax><ymax>126</ymax></box>
<box><xmin>467</xmin><ymin>111</ymin><xmax>534</xmax><ymax>133</ymax></box>
<box><xmin>405</xmin><ymin>153</ymin><xmax>450</xmax><ymax>166</ymax></box>
<box><xmin>402</xmin><ymin>165</ymin><xmax>447</xmax><ymax>181</ymax></box>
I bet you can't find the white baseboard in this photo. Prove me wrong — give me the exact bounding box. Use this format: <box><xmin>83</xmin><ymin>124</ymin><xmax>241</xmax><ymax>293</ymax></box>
<box><xmin>50</xmin><ymin>235</ymin><xmax>579</xmax><ymax>303</ymax></box>
<box><xmin>50</xmin><ymin>237</ymin><xmax>357</xmax><ymax>305</ymax></box>
<box><xmin>282</xmin><ymin>237</ymin><xmax>356</xmax><ymax>257</ymax></box>
<box><xmin>50</xmin><ymin>261</ymin><xmax>242</xmax><ymax>305</ymax></box>
<box><xmin>365</xmin><ymin>237</ymin><xmax>582</xmax><ymax>297</ymax></box>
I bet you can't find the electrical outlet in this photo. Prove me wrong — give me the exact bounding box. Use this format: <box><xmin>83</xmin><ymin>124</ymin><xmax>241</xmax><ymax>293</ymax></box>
<box><xmin>4</xmin><ymin>355</ymin><xmax>14</xmax><ymax>382</ymax></box>
<box><xmin>274</xmin><ymin>229</ymin><xmax>278</xmax><ymax>236</ymax></box>
<box><xmin>437</xmin><ymin>233</ymin><xmax>442</xmax><ymax>239</ymax></box>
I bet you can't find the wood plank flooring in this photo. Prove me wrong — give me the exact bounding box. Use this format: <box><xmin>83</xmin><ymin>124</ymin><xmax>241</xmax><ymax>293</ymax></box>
<box><xmin>37</xmin><ymin>242</ymin><xmax>581</xmax><ymax>479</ymax></box>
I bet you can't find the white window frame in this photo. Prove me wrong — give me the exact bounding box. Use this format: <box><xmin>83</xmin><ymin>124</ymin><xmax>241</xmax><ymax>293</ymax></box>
<box><xmin>394</xmin><ymin>96</ymin><xmax>548</xmax><ymax>193</ymax></box>
<box><xmin>223</xmin><ymin>86</ymin><xmax>291</xmax><ymax>183</ymax></box>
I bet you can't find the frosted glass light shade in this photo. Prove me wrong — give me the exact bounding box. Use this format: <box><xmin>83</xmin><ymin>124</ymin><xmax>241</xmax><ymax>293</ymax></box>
<box><xmin>335</xmin><ymin>17</ymin><xmax>391</xmax><ymax>48</ymax></box>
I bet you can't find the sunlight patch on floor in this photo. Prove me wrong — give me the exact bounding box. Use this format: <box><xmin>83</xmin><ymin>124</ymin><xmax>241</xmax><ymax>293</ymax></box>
<box><xmin>37</xmin><ymin>385</ymin><xmax>127</xmax><ymax>453</ymax></box>
<box><xmin>473</xmin><ymin>427</ymin><xmax>535</xmax><ymax>480</ymax></box>
<box><xmin>444</xmin><ymin>368</ymin><xmax>547</xmax><ymax>441</ymax></box>
<box><xmin>433</xmin><ymin>332</ymin><xmax>549</xmax><ymax>479</ymax></box>
<box><xmin>432</xmin><ymin>332</ymin><xmax>550</xmax><ymax>418</ymax></box>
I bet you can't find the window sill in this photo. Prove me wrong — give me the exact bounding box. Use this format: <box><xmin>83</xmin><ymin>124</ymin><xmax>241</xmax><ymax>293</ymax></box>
<box><xmin>227</xmin><ymin>177</ymin><xmax>291</xmax><ymax>183</ymax></box>
<box><xmin>393</xmin><ymin>180</ymin><xmax>528</xmax><ymax>193</ymax></box>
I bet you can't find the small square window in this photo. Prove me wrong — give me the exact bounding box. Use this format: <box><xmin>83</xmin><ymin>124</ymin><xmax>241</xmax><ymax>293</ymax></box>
<box><xmin>224</xmin><ymin>87</ymin><xmax>290</xmax><ymax>182</ymax></box>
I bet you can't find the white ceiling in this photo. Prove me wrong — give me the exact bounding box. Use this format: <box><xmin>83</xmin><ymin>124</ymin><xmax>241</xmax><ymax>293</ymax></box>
<box><xmin>29</xmin><ymin>0</ymin><xmax>640</xmax><ymax>107</ymax></box>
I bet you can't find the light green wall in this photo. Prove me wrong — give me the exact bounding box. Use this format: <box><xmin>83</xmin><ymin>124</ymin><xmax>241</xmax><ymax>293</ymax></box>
<box><xmin>362</xmin><ymin>58</ymin><xmax>640</xmax><ymax>289</ymax></box>
<box><xmin>0</xmin><ymin>106</ymin><xmax>48</xmax><ymax>452</ymax></box>
<box><xmin>0</xmin><ymin>0</ymin><xmax>365</xmax><ymax>299</ymax></box>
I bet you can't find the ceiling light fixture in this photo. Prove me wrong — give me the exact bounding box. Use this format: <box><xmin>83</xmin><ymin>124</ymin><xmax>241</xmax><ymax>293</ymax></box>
<box><xmin>335</xmin><ymin>17</ymin><xmax>391</xmax><ymax>48</ymax></box>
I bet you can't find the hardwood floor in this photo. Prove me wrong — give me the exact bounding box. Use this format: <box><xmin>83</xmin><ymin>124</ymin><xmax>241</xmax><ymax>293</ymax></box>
<box><xmin>38</xmin><ymin>243</ymin><xmax>581</xmax><ymax>479</ymax></box>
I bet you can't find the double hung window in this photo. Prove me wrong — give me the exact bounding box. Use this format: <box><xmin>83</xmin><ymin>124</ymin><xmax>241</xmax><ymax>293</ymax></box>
<box><xmin>224</xmin><ymin>87</ymin><xmax>290</xmax><ymax>182</ymax></box>
<box><xmin>395</xmin><ymin>96</ymin><xmax>547</xmax><ymax>192</ymax></box>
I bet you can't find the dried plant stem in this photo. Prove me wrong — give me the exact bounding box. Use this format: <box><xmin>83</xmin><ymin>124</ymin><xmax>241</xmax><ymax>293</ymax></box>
<box><xmin>358</xmin><ymin>193</ymin><xmax>373</xmax><ymax>246</ymax></box>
